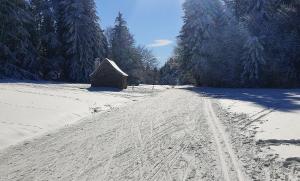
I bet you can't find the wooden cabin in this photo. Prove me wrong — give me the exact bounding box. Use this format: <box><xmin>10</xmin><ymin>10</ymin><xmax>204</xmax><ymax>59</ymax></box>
<box><xmin>90</xmin><ymin>58</ymin><xmax>128</xmax><ymax>89</ymax></box>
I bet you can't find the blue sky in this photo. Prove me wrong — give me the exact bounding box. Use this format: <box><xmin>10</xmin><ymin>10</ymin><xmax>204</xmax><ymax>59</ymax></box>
<box><xmin>96</xmin><ymin>0</ymin><xmax>184</xmax><ymax>66</ymax></box>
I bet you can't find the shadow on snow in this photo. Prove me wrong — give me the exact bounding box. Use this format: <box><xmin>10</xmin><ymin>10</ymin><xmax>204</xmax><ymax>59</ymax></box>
<box><xmin>86</xmin><ymin>87</ymin><xmax>122</xmax><ymax>92</ymax></box>
<box><xmin>184</xmin><ymin>87</ymin><xmax>300</xmax><ymax>112</ymax></box>
<box><xmin>0</xmin><ymin>79</ymin><xmax>123</xmax><ymax>92</ymax></box>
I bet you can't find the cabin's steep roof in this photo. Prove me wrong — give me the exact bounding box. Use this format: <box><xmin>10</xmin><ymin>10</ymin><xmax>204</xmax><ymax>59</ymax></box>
<box><xmin>90</xmin><ymin>58</ymin><xmax>128</xmax><ymax>77</ymax></box>
<box><xmin>106</xmin><ymin>59</ymin><xmax>128</xmax><ymax>76</ymax></box>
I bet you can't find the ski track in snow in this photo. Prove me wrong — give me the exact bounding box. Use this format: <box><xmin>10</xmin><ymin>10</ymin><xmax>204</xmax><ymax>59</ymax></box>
<box><xmin>0</xmin><ymin>88</ymin><xmax>270</xmax><ymax>181</ymax></box>
<box><xmin>0</xmin><ymin>83</ymin><xmax>165</xmax><ymax>150</ymax></box>
<box><xmin>205</xmin><ymin>99</ymin><xmax>247</xmax><ymax>181</ymax></box>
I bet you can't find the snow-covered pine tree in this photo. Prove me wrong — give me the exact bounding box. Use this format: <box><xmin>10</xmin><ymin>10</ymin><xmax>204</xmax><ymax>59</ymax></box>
<box><xmin>178</xmin><ymin>0</ymin><xmax>214</xmax><ymax>65</ymax></box>
<box><xmin>0</xmin><ymin>0</ymin><xmax>39</xmax><ymax>79</ymax></box>
<box><xmin>82</xmin><ymin>0</ymin><xmax>108</xmax><ymax>62</ymax></box>
<box><xmin>178</xmin><ymin>0</ymin><xmax>233</xmax><ymax>86</ymax></box>
<box><xmin>227</xmin><ymin>0</ymin><xmax>300</xmax><ymax>87</ymax></box>
<box><xmin>60</xmin><ymin>0</ymin><xmax>107</xmax><ymax>82</ymax></box>
<box><xmin>241</xmin><ymin>36</ymin><xmax>265</xmax><ymax>86</ymax></box>
<box><xmin>110</xmin><ymin>12</ymin><xmax>142</xmax><ymax>84</ymax></box>
<box><xmin>110</xmin><ymin>13</ymin><xmax>135</xmax><ymax>69</ymax></box>
<box><xmin>30</xmin><ymin>0</ymin><xmax>63</xmax><ymax>80</ymax></box>
<box><xmin>160</xmin><ymin>57</ymin><xmax>181</xmax><ymax>85</ymax></box>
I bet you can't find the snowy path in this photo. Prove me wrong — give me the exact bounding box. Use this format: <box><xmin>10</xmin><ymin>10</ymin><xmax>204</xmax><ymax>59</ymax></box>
<box><xmin>0</xmin><ymin>89</ymin><xmax>247</xmax><ymax>181</ymax></box>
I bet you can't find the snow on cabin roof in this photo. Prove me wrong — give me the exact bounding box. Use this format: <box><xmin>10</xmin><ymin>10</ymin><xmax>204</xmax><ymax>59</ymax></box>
<box><xmin>106</xmin><ymin>58</ymin><xmax>128</xmax><ymax>77</ymax></box>
<box><xmin>90</xmin><ymin>58</ymin><xmax>128</xmax><ymax>77</ymax></box>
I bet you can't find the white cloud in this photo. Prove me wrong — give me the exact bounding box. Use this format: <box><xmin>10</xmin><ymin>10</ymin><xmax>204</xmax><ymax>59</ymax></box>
<box><xmin>147</xmin><ymin>39</ymin><xmax>173</xmax><ymax>48</ymax></box>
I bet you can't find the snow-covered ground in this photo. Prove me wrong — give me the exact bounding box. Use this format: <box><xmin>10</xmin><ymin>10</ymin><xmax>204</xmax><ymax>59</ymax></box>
<box><xmin>0</xmin><ymin>81</ymin><xmax>169</xmax><ymax>150</ymax></box>
<box><xmin>200</xmin><ymin>88</ymin><xmax>300</xmax><ymax>160</ymax></box>
<box><xmin>0</xmin><ymin>85</ymin><xmax>298</xmax><ymax>180</ymax></box>
<box><xmin>0</xmin><ymin>88</ymin><xmax>250</xmax><ymax>181</ymax></box>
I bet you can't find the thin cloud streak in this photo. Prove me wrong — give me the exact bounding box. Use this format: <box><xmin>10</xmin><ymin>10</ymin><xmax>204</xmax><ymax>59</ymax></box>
<box><xmin>147</xmin><ymin>39</ymin><xmax>173</xmax><ymax>48</ymax></box>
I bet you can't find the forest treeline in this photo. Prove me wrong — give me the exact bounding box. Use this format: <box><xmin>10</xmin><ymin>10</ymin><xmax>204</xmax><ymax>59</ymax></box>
<box><xmin>0</xmin><ymin>0</ymin><xmax>159</xmax><ymax>84</ymax></box>
<box><xmin>161</xmin><ymin>0</ymin><xmax>300</xmax><ymax>88</ymax></box>
<box><xmin>1</xmin><ymin>0</ymin><xmax>299</xmax><ymax>87</ymax></box>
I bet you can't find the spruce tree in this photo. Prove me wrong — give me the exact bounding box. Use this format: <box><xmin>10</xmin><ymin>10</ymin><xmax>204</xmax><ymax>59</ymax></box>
<box><xmin>226</xmin><ymin>0</ymin><xmax>300</xmax><ymax>87</ymax></box>
<box><xmin>241</xmin><ymin>36</ymin><xmax>265</xmax><ymax>86</ymax></box>
<box><xmin>30</xmin><ymin>0</ymin><xmax>63</xmax><ymax>80</ymax></box>
<box><xmin>0</xmin><ymin>0</ymin><xmax>39</xmax><ymax>79</ymax></box>
<box><xmin>177</xmin><ymin>0</ymin><xmax>241</xmax><ymax>86</ymax></box>
<box><xmin>110</xmin><ymin>12</ymin><xmax>141</xmax><ymax>84</ymax></box>
<box><xmin>59</xmin><ymin>0</ymin><xmax>107</xmax><ymax>82</ymax></box>
<box><xmin>110</xmin><ymin>13</ymin><xmax>135</xmax><ymax>70</ymax></box>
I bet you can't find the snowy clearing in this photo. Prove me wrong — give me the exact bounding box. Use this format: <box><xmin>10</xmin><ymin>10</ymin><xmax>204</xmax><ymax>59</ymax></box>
<box><xmin>0</xmin><ymin>88</ymin><xmax>248</xmax><ymax>181</ymax></box>
<box><xmin>198</xmin><ymin>88</ymin><xmax>300</xmax><ymax>160</ymax></box>
<box><xmin>0</xmin><ymin>85</ymin><xmax>299</xmax><ymax>180</ymax></box>
<box><xmin>0</xmin><ymin>81</ymin><xmax>169</xmax><ymax>150</ymax></box>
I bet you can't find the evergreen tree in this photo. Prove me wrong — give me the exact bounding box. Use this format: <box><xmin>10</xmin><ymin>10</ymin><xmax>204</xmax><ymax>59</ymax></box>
<box><xmin>59</xmin><ymin>0</ymin><xmax>107</xmax><ymax>82</ymax></box>
<box><xmin>227</xmin><ymin>0</ymin><xmax>300</xmax><ymax>87</ymax></box>
<box><xmin>30</xmin><ymin>0</ymin><xmax>63</xmax><ymax>80</ymax></box>
<box><xmin>176</xmin><ymin>0</ymin><xmax>246</xmax><ymax>86</ymax></box>
<box><xmin>110</xmin><ymin>13</ymin><xmax>135</xmax><ymax>69</ymax></box>
<box><xmin>110</xmin><ymin>12</ymin><xmax>141</xmax><ymax>84</ymax></box>
<box><xmin>0</xmin><ymin>0</ymin><xmax>39</xmax><ymax>79</ymax></box>
<box><xmin>160</xmin><ymin>57</ymin><xmax>181</xmax><ymax>85</ymax></box>
<box><xmin>178</xmin><ymin>0</ymin><xmax>216</xmax><ymax>68</ymax></box>
<box><xmin>241</xmin><ymin>37</ymin><xmax>265</xmax><ymax>86</ymax></box>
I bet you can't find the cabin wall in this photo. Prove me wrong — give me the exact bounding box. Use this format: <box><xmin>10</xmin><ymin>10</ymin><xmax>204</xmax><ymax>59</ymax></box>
<box><xmin>91</xmin><ymin>62</ymin><xmax>128</xmax><ymax>89</ymax></box>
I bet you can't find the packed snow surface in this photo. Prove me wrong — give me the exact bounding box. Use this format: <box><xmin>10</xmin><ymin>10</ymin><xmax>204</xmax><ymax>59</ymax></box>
<box><xmin>199</xmin><ymin>88</ymin><xmax>300</xmax><ymax>159</ymax></box>
<box><xmin>0</xmin><ymin>88</ymin><xmax>247</xmax><ymax>181</ymax></box>
<box><xmin>0</xmin><ymin>85</ymin><xmax>298</xmax><ymax>180</ymax></box>
<box><xmin>0</xmin><ymin>81</ymin><xmax>168</xmax><ymax>150</ymax></box>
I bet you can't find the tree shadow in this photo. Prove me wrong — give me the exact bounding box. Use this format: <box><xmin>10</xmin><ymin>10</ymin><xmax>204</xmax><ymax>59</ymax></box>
<box><xmin>0</xmin><ymin>79</ymin><xmax>123</xmax><ymax>92</ymax></box>
<box><xmin>0</xmin><ymin>79</ymin><xmax>83</xmax><ymax>85</ymax></box>
<box><xmin>184</xmin><ymin>87</ymin><xmax>300</xmax><ymax>112</ymax></box>
<box><xmin>86</xmin><ymin>86</ymin><xmax>122</xmax><ymax>92</ymax></box>
<box><xmin>0</xmin><ymin>79</ymin><xmax>60</xmax><ymax>84</ymax></box>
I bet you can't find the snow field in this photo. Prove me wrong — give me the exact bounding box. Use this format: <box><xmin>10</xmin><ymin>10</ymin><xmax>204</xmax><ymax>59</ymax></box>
<box><xmin>0</xmin><ymin>82</ymin><xmax>168</xmax><ymax>150</ymax></box>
